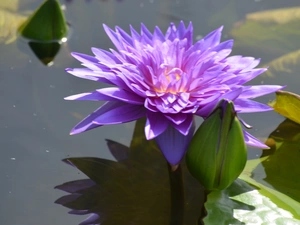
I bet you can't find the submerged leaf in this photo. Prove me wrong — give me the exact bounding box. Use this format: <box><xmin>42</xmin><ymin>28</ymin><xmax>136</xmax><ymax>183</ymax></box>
<box><xmin>264</xmin><ymin>49</ymin><xmax>300</xmax><ymax>77</ymax></box>
<box><xmin>246</xmin><ymin>7</ymin><xmax>300</xmax><ymax>25</ymax></box>
<box><xmin>0</xmin><ymin>9</ymin><xmax>26</xmax><ymax>44</ymax></box>
<box><xmin>231</xmin><ymin>7</ymin><xmax>300</xmax><ymax>61</ymax></box>
<box><xmin>0</xmin><ymin>0</ymin><xmax>19</xmax><ymax>11</ymax></box>
<box><xmin>269</xmin><ymin>90</ymin><xmax>300</xmax><ymax>124</ymax></box>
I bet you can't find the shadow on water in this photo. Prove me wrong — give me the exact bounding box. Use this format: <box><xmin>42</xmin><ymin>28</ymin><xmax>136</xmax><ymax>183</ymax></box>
<box><xmin>55</xmin><ymin>118</ymin><xmax>255</xmax><ymax>225</ymax></box>
<box><xmin>258</xmin><ymin>119</ymin><xmax>300</xmax><ymax>203</ymax></box>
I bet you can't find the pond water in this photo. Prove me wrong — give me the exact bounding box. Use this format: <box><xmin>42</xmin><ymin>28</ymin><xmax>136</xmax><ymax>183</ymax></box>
<box><xmin>1</xmin><ymin>0</ymin><xmax>300</xmax><ymax>224</ymax></box>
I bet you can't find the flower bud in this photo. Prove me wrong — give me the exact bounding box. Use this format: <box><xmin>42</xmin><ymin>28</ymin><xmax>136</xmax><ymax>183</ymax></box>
<box><xmin>186</xmin><ymin>99</ymin><xmax>247</xmax><ymax>190</ymax></box>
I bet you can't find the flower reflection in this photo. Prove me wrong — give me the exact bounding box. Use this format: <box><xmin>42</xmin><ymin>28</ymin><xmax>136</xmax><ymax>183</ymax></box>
<box><xmin>55</xmin><ymin>138</ymin><xmax>204</xmax><ymax>225</ymax></box>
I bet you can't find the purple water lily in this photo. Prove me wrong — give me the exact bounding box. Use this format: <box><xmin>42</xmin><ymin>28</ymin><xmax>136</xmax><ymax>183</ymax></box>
<box><xmin>65</xmin><ymin>21</ymin><xmax>282</xmax><ymax>165</ymax></box>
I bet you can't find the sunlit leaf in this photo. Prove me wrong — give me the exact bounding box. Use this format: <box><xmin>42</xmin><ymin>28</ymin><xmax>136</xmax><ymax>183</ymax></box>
<box><xmin>269</xmin><ymin>90</ymin><xmax>300</xmax><ymax>124</ymax></box>
<box><xmin>246</xmin><ymin>7</ymin><xmax>300</xmax><ymax>25</ymax></box>
<box><xmin>0</xmin><ymin>9</ymin><xmax>26</xmax><ymax>44</ymax></box>
<box><xmin>0</xmin><ymin>0</ymin><xmax>19</xmax><ymax>11</ymax></box>
<box><xmin>230</xmin><ymin>7</ymin><xmax>300</xmax><ymax>61</ymax></box>
<box><xmin>264</xmin><ymin>49</ymin><xmax>300</xmax><ymax>77</ymax></box>
<box><xmin>205</xmin><ymin>179</ymin><xmax>300</xmax><ymax>225</ymax></box>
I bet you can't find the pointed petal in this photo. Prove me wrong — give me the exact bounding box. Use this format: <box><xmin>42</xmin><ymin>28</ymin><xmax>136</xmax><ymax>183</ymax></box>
<box><xmin>91</xmin><ymin>48</ymin><xmax>121</xmax><ymax>64</ymax></box>
<box><xmin>234</xmin><ymin>99</ymin><xmax>273</xmax><ymax>113</ymax></box>
<box><xmin>55</xmin><ymin>180</ymin><xmax>96</xmax><ymax>193</ymax></box>
<box><xmin>201</xmin><ymin>26</ymin><xmax>223</xmax><ymax>48</ymax></box>
<box><xmin>172</xmin><ymin>114</ymin><xmax>194</xmax><ymax>135</ymax></box>
<box><xmin>196</xmin><ymin>88</ymin><xmax>242</xmax><ymax>117</ymax></box>
<box><xmin>70</xmin><ymin>101</ymin><xmax>124</xmax><ymax>135</ymax></box>
<box><xmin>96</xmin><ymin>87</ymin><xmax>144</xmax><ymax>104</ymax></box>
<box><xmin>103</xmin><ymin>24</ymin><xmax>124</xmax><ymax>51</ymax></box>
<box><xmin>240</xmin><ymin>85</ymin><xmax>284</xmax><ymax>99</ymax></box>
<box><xmin>145</xmin><ymin>111</ymin><xmax>169</xmax><ymax>139</ymax></box>
<box><xmin>243</xmin><ymin>131</ymin><xmax>269</xmax><ymax>149</ymax></box>
<box><xmin>155</xmin><ymin>120</ymin><xmax>195</xmax><ymax>165</ymax></box>
<box><xmin>65</xmin><ymin>92</ymin><xmax>107</xmax><ymax>101</ymax></box>
<box><xmin>93</xmin><ymin>103</ymin><xmax>146</xmax><ymax>125</ymax></box>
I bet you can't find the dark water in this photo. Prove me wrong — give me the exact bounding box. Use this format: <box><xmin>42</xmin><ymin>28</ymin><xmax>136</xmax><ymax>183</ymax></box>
<box><xmin>1</xmin><ymin>0</ymin><xmax>300</xmax><ymax>224</ymax></box>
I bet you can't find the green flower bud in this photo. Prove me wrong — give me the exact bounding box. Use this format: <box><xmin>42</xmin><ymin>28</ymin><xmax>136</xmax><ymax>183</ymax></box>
<box><xmin>186</xmin><ymin>99</ymin><xmax>247</xmax><ymax>190</ymax></box>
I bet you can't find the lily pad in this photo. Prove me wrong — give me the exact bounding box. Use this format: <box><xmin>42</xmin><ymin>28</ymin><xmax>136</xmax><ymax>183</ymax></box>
<box><xmin>269</xmin><ymin>90</ymin><xmax>300</xmax><ymax>124</ymax></box>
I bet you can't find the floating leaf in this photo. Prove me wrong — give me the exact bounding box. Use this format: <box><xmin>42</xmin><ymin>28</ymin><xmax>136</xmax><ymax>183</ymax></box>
<box><xmin>0</xmin><ymin>0</ymin><xmax>19</xmax><ymax>11</ymax></box>
<box><xmin>269</xmin><ymin>90</ymin><xmax>300</xmax><ymax>124</ymax></box>
<box><xmin>246</xmin><ymin>7</ymin><xmax>300</xmax><ymax>25</ymax></box>
<box><xmin>264</xmin><ymin>49</ymin><xmax>300</xmax><ymax>77</ymax></box>
<box><xmin>230</xmin><ymin>7</ymin><xmax>300</xmax><ymax>61</ymax></box>
<box><xmin>19</xmin><ymin>0</ymin><xmax>67</xmax><ymax>41</ymax></box>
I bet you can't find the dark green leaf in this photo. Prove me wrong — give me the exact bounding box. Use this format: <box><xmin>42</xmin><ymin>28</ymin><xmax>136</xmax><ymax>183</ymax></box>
<box><xmin>19</xmin><ymin>0</ymin><xmax>67</xmax><ymax>41</ymax></box>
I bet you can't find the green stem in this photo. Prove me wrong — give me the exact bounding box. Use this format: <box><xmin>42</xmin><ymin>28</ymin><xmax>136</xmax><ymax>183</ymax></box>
<box><xmin>168</xmin><ymin>164</ymin><xmax>185</xmax><ymax>225</ymax></box>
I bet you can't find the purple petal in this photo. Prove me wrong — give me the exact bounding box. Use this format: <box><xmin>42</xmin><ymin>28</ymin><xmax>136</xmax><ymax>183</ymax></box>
<box><xmin>196</xmin><ymin>88</ymin><xmax>242</xmax><ymax>117</ymax></box>
<box><xmin>155</xmin><ymin>120</ymin><xmax>195</xmax><ymax>165</ymax></box>
<box><xmin>243</xmin><ymin>130</ymin><xmax>269</xmax><ymax>149</ymax></box>
<box><xmin>172</xmin><ymin>114</ymin><xmax>194</xmax><ymax>135</ymax></box>
<box><xmin>97</xmin><ymin>87</ymin><xmax>144</xmax><ymax>104</ymax></box>
<box><xmin>201</xmin><ymin>26</ymin><xmax>223</xmax><ymax>48</ymax></box>
<box><xmin>145</xmin><ymin>111</ymin><xmax>169</xmax><ymax>139</ymax></box>
<box><xmin>103</xmin><ymin>24</ymin><xmax>124</xmax><ymax>51</ymax></box>
<box><xmin>153</xmin><ymin>26</ymin><xmax>165</xmax><ymax>42</ymax></box>
<box><xmin>91</xmin><ymin>48</ymin><xmax>121</xmax><ymax>64</ymax></box>
<box><xmin>240</xmin><ymin>85</ymin><xmax>284</xmax><ymax>99</ymax></box>
<box><xmin>238</xmin><ymin>116</ymin><xmax>252</xmax><ymax>129</ymax></box>
<box><xmin>234</xmin><ymin>99</ymin><xmax>272</xmax><ymax>113</ymax></box>
<box><xmin>65</xmin><ymin>68</ymin><xmax>114</xmax><ymax>84</ymax></box>
<box><xmin>93</xmin><ymin>103</ymin><xmax>146</xmax><ymax>125</ymax></box>
<box><xmin>70</xmin><ymin>101</ymin><xmax>125</xmax><ymax>135</ymax></box>
<box><xmin>164</xmin><ymin>113</ymin><xmax>187</xmax><ymax>125</ymax></box>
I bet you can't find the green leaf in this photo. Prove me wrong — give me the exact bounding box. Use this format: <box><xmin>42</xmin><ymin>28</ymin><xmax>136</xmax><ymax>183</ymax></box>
<box><xmin>19</xmin><ymin>0</ymin><xmax>67</xmax><ymax>41</ymax></box>
<box><xmin>269</xmin><ymin>90</ymin><xmax>300</xmax><ymax>124</ymax></box>
<box><xmin>264</xmin><ymin>49</ymin><xmax>300</xmax><ymax>77</ymax></box>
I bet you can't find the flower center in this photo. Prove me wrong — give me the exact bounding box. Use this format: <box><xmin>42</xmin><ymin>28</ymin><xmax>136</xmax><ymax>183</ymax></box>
<box><xmin>153</xmin><ymin>67</ymin><xmax>186</xmax><ymax>94</ymax></box>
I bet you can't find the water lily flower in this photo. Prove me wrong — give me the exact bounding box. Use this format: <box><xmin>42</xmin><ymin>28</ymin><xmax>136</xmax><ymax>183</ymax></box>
<box><xmin>65</xmin><ymin>21</ymin><xmax>283</xmax><ymax>166</ymax></box>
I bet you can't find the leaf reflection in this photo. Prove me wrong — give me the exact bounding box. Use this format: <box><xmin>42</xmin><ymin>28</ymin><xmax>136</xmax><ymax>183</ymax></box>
<box><xmin>55</xmin><ymin>118</ymin><xmax>255</xmax><ymax>225</ymax></box>
<box><xmin>259</xmin><ymin>119</ymin><xmax>300</xmax><ymax>202</ymax></box>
